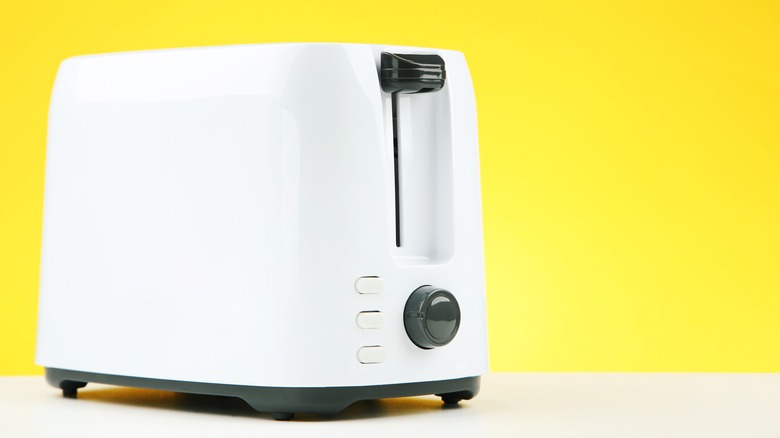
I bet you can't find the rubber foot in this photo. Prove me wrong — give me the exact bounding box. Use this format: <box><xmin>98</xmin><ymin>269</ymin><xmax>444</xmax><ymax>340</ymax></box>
<box><xmin>441</xmin><ymin>395</ymin><xmax>462</xmax><ymax>405</ymax></box>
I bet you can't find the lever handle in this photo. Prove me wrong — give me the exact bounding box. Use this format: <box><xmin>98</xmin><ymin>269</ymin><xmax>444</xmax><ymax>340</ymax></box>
<box><xmin>380</xmin><ymin>52</ymin><xmax>446</xmax><ymax>94</ymax></box>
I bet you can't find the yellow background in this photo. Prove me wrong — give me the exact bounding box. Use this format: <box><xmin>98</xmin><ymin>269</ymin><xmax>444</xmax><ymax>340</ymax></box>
<box><xmin>1</xmin><ymin>1</ymin><xmax>778</xmax><ymax>375</ymax></box>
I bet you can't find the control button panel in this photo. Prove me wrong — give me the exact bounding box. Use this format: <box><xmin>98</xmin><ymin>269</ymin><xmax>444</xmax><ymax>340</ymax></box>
<box><xmin>357</xmin><ymin>346</ymin><xmax>386</xmax><ymax>364</ymax></box>
<box><xmin>355</xmin><ymin>276</ymin><xmax>384</xmax><ymax>294</ymax></box>
<box><xmin>356</xmin><ymin>311</ymin><xmax>385</xmax><ymax>329</ymax></box>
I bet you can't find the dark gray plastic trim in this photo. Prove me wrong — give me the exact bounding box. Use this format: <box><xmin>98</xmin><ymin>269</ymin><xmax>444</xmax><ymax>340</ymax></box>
<box><xmin>380</xmin><ymin>52</ymin><xmax>446</xmax><ymax>94</ymax></box>
<box><xmin>404</xmin><ymin>285</ymin><xmax>462</xmax><ymax>349</ymax></box>
<box><xmin>45</xmin><ymin>367</ymin><xmax>479</xmax><ymax>416</ymax></box>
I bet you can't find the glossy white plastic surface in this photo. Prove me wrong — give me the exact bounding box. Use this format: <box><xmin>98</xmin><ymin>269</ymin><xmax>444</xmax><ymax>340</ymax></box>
<box><xmin>36</xmin><ymin>43</ymin><xmax>487</xmax><ymax>388</ymax></box>
<box><xmin>356</xmin><ymin>311</ymin><xmax>386</xmax><ymax>329</ymax></box>
<box><xmin>355</xmin><ymin>276</ymin><xmax>385</xmax><ymax>294</ymax></box>
<box><xmin>356</xmin><ymin>346</ymin><xmax>387</xmax><ymax>364</ymax></box>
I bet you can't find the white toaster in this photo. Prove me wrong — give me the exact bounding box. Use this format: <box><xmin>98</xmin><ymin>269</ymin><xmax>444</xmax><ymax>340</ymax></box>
<box><xmin>35</xmin><ymin>43</ymin><xmax>488</xmax><ymax>420</ymax></box>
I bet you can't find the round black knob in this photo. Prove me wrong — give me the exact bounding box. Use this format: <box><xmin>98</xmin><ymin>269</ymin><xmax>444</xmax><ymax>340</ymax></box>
<box><xmin>404</xmin><ymin>286</ymin><xmax>461</xmax><ymax>349</ymax></box>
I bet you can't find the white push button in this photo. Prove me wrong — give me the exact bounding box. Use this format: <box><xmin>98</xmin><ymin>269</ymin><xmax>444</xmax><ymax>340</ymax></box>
<box><xmin>355</xmin><ymin>276</ymin><xmax>384</xmax><ymax>294</ymax></box>
<box><xmin>357</xmin><ymin>346</ymin><xmax>386</xmax><ymax>364</ymax></box>
<box><xmin>356</xmin><ymin>311</ymin><xmax>385</xmax><ymax>329</ymax></box>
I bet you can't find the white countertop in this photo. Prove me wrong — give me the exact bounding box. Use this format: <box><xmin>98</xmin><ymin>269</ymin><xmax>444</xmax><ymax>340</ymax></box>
<box><xmin>1</xmin><ymin>373</ymin><xmax>778</xmax><ymax>437</ymax></box>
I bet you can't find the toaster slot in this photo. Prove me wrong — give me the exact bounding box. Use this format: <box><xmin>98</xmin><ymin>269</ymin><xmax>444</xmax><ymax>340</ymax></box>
<box><xmin>392</xmin><ymin>92</ymin><xmax>401</xmax><ymax>247</ymax></box>
<box><xmin>381</xmin><ymin>52</ymin><xmax>454</xmax><ymax>264</ymax></box>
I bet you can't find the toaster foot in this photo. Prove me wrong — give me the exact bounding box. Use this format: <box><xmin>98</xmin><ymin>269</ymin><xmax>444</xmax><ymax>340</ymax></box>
<box><xmin>271</xmin><ymin>412</ymin><xmax>295</xmax><ymax>421</ymax></box>
<box><xmin>60</xmin><ymin>380</ymin><xmax>87</xmax><ymax>399</ymax></box>
<box><xmin>437</xmin><ymin>390</ymin><xmax>474</xmax><ymax>405</ymax></box>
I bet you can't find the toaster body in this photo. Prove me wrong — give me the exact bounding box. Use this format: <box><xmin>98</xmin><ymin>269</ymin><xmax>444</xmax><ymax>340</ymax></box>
<box><xmin>36</xmin><ymin>43</ymin><xmax>487</xmax><ymax>418</ymax></box>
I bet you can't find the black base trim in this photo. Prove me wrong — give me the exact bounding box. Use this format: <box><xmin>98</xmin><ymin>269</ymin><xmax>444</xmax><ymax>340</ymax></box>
<box><xmin>45</xmin><ymin>367</ymin><xmax>480</xmax><ymax>416</ymax></box>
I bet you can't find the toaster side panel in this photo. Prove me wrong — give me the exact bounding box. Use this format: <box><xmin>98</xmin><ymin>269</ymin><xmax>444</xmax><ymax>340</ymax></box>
<box><xmin>35</xmin><ymin>44</ymin><xmax>384</xmax><ymax>385</ymax></box>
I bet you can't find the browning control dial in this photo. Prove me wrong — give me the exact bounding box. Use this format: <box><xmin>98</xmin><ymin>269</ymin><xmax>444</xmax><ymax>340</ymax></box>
<box><xmin>404</xmin><ymin>286</ymin><xmax>461</xmax><ymax>349</ymax></box>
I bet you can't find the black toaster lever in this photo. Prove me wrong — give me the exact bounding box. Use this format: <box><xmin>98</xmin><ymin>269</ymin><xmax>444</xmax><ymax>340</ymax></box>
<box><xmin>380</xmin><ymin>52</ymin><xmax>446</xmax><ymax>94</ymax></box>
